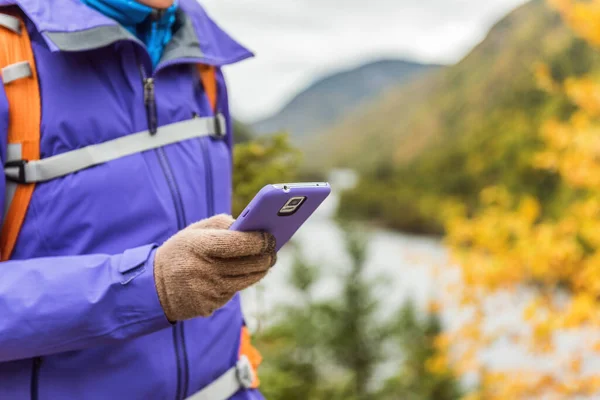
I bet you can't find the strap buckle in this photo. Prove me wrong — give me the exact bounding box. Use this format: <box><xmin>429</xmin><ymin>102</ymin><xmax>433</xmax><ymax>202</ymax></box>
<box><xmin>212</xmin><ymin>114</ymin><xmax>225</xmax><ymax>139</ymax></box>
<box><xmin>236</xmin><ymin>355</ymin><xmax>255</xmax><ymax>390</ymax></box>
<box><xmin>5</xmin><ymin>159</ymin><xmax>28</xmax><ymax>183</ymax></box>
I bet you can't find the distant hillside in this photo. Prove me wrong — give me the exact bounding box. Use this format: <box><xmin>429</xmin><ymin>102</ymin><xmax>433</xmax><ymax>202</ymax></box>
<box><xmin>251</xmin><ymin>60</ymin><xmax>441</xmax><ymax>139</ymax></box>
<box><xmin>310</xmin><ymin>0</ymin><xmax>589</xmax><ymax>171</ymax></box>
<box><xmin>321</xmin><ymin>0</ymin><xmax>600</xmax><ymax>233</ymax></box>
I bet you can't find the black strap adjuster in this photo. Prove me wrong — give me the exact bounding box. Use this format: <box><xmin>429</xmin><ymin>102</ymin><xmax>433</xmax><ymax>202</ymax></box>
<box><xmin>212</xmin><ymin>115</ymin><xmax>225</xmax><ymax>139</ymax></box>
<box><xmin>5</xmin><ymin>159</ymin><xmax>28</xmax><ymax>183</ymax></box>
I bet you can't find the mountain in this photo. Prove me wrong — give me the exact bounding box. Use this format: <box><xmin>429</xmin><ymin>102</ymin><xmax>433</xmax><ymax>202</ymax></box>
<box><xmin>309</xmin><ymin>0</ymin><xmax>594</xmax><ymax>172</ymax></box>
<box><xmin>315</xmin><ymin>0</ymin><xmax>600</xmax><ymax>233</ymax></box>
<box><xmin>251</xmin><ymin>60</ymin><xmax>441</xmax><ymax>139</ymax></box>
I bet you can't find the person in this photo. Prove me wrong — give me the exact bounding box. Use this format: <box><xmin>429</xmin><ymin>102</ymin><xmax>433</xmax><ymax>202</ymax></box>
<box><xmin>0</xmin><ymin>0</ymin><xmax>275</xmax><ymax>399</ymax></box>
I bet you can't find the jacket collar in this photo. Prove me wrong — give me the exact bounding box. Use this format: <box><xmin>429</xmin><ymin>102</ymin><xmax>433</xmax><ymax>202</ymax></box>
<box><xmin>0</xmin><ymin>0</ymin><xmax>253</xmax><ymax>66</ymax></box>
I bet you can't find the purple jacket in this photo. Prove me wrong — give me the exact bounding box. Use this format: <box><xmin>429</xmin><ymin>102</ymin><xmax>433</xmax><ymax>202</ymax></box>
<box><xmin>0</xmin><ymin>1</ymin><xmax>263</xmax><ymax>399</ymax></box>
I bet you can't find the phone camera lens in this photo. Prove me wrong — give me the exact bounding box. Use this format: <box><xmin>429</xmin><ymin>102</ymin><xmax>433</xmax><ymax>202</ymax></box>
<box><xmin>279</xmin><ymin>197</ymin><xmax>306</xmax><ymax>215</ymax></box>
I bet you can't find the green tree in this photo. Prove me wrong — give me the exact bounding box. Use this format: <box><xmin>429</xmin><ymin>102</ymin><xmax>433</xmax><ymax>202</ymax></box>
<box><xmin>319</xmin><ymin>222</ymin><xmax>388</xmax><ymax>400</ymax></box>
<box><xmin>378</xmin><ymin>301</ymin><xmax>462</xmax><ymax>400</ymax></box>
<box><xmin>233</xmin><ymin>120</ymin><xmax>254</xmax><ymax>144</ymax></box>
<box><xmin>253</xmin><ymin>248</ymin><xmax>333</xmax><ymax>400</ymax></box>
<box><xmin>233</xmin><ymin>133</ymin><xmax>301</xmax><ymax>216</ymax></box>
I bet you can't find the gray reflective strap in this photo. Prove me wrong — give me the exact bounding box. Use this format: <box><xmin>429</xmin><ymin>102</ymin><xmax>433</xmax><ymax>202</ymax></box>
<box><xmin>7</xmin><ymin>143</ymin><xmax>22</xmax><ymax>162</ymax></box>
<box><xmin>2</xmin><ymin>61</ymin><xmax>32</xmax><ymax>85</ymax></box>
<box><xmin>0</xmin><ymin>13</ymin><xmax>21</xmax><ymax>34</ymax></box>
<box><xmin>4</xmin><ymin>114</ymin><xmax>225</xmax><ymax>183</ymax></box>
<box><xmin>186</xmin><ymin>356</ymin><xmax>254</xmax><ymax>400</ymax></box>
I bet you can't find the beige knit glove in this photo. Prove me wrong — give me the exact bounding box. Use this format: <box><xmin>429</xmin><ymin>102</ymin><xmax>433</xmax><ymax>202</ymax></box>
<box><xmin>154</xmin><ymin>214</ymin><xmax>276</xmax><ymax>321</ymax></box>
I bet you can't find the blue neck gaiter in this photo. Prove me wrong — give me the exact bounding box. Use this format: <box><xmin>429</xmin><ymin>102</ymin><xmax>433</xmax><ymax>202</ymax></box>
<box><xmin>80</xmin><ymin>0</ymin><xmax>178</xmax><ymax>68</ymax></box>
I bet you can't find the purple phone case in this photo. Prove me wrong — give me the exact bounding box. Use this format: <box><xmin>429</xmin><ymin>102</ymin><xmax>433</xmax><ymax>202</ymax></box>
<box><xmin>230</xmin><ymin>183</ymin><xmax>331</xmax><ymax>251</ymax></box>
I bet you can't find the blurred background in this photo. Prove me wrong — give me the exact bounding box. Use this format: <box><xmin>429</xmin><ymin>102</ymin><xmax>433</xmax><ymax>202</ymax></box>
<box><xmin>206</xmin><ymin>0</ymin><xmax>600</xmax><ymax>398</ymax></box>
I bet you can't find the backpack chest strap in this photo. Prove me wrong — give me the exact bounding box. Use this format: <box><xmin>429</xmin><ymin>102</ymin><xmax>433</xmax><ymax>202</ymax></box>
<box><xmin>5</xmin><ymin>114</ymin><xmax>226</xmax><ymax>184</ymax></box>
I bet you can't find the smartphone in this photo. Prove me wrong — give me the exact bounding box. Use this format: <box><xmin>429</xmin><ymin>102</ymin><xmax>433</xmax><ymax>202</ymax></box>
<box><xmin>230</xmin><ymin>183</ymin><xmax>331</xmax><ymax>251</ymax></box>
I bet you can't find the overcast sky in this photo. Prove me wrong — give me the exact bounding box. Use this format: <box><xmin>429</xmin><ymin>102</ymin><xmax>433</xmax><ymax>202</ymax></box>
<box><xmin>200</xmin><ymin>0</ymin><xmax>529</xmax><ymax>122</ymax></box>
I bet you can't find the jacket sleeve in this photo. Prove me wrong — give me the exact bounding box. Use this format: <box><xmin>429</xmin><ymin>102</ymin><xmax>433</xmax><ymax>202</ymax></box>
<box><xmin>0</xmin><ymin>86</ymin><xmax>170</xmax><ymax>363</ymax></box>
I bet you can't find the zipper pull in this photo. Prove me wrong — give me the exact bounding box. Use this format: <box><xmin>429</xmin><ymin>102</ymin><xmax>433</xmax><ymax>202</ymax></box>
<box><xmin>144</xmin><ymin>77</ymin><xmax>154</xmax><ymax>103</ymax></box>
<box><xmin>143</xmin><ymin>77</ymin><xmax>158</xmax><ymax>135</ymax></box>
<box><xmin>137</xmin><ymin>59</ymin><xmax>159</xmax><ymax>135</ymax></box>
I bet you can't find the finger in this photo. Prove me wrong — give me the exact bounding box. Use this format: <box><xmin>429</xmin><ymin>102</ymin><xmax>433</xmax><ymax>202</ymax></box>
<box><xmin>199</xmin><ymin>230</ymin><xmax>276</xmax><ymax>259</ymax></box>
<box><xmin>227</xmin><ymin>270</ymin><xmax>269</xmax><ymax>292</ymax></box>
<box><xmin>200</xmin><ymin>270</ymin><xmax>266</xmax><ymax>308</ymax></box>
<box><xmin>219</xmin><ymin>252</ymin><xmax>278</xmax><ymax>277</ymax></box>
<box><xmin>199</xmin><ymin>288</ymin><xmax>236</xmax><ymax>316</ymax></box>
<box><xmin>188</xmin><ymin>214</ymin><xmax>235</xmax><ymax>230</ymax></box>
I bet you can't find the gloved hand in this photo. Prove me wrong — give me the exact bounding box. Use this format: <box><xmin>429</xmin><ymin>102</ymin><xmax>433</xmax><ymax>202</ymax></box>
<box><xmin>154</xmin><ymin>214</ymin><xmax>276</xmax><ymax>321</ymax></box>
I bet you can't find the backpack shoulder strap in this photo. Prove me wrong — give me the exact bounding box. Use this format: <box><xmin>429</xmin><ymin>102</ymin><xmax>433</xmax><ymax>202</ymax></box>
<box><xmin>239</xmin><ymin>326</ymin><xmax>262</xmax><ymax>388</ymax></box>
<box><xmin>0</xmin><ymin>9</ymin><xmax>41</xmax><ymax>261</ymax></box>
<box><xmin>197</xmin><ymin>65</ymin><xmax>218</xmax><ymax>113</ymax></box>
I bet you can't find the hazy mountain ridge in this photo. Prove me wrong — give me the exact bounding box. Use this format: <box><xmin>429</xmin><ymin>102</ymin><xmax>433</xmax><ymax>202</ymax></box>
<box><xmin>251</xmin><ymin>59</ymin><xmax>441</xmax><ymax>139</ymax></box>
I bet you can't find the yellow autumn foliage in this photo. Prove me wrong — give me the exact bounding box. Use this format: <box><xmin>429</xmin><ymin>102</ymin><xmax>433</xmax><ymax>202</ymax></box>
<box><xmin>443</xmin><ymin>1</ymin><xmax>600</xmax><ymax>397</ymax></box>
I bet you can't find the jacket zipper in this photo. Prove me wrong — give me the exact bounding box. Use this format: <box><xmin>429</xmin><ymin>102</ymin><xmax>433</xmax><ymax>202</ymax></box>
<box><xmin>201</xmin><ymin>140</ymin><xmax>214</xmax><ymax>215</ymax></box>
<box><xmin>139</xmin><ymin>61</ymin><xmax>190</xmax><ymax>400</ymax></box>
<box><xmin>143</xmin><ymin>77</ymin><xmax>158</xmax><ymax>135</ymax></box>
<box><xmin>30</xmin><ymin>357</ymin><xmax>41</xmax><ymax>400</ymax></box>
